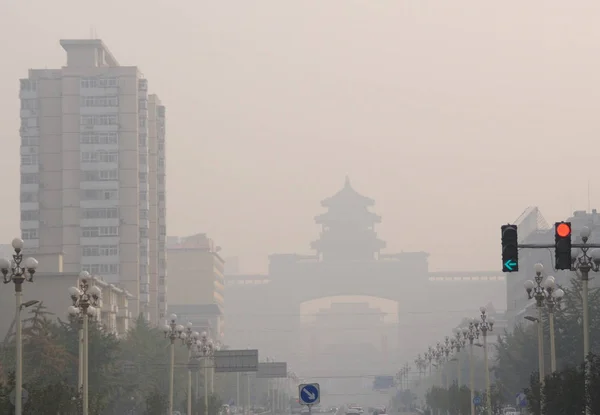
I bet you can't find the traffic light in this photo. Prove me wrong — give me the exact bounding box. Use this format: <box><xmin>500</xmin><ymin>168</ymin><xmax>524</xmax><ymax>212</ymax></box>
<box><xmin>501</xmin><ymin>224</ymin><xmax>519</xmax><ymax>272</ymax></box>
<box><xmin>555</xmin><ymin>221</ymin><xmax>572</xmax><ymax>270</ymax></box>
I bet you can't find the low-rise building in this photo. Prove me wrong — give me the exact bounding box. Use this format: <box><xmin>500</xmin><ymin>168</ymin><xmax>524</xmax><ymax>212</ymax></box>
<box><xmin>166</xmin><ymin>234</ymin><xmax>225</xmax><ymax>337</ymax></box>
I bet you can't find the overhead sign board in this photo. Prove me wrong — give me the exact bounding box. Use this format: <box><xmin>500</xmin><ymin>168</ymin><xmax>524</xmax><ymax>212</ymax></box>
<box><xmin>214</xmin><ymin>349</ymin><xmax>258</xmax><ymax>373</ymax></box>
<box><xmin>257</xmin><ymin>362</ymin><xmax>287</xmax><ymax>378</ymax></box>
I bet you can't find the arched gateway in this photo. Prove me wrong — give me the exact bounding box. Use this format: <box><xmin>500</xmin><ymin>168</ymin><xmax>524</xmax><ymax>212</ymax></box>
<box><xmin>225</xmin><ymin>178</ymin><xmax>503</xmax><ymax>377</ymax></box>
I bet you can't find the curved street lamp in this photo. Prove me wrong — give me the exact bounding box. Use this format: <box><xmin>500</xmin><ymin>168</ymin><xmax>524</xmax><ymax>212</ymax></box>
<box><xmin>0</xmin><ymin>238</ymin><xmax>38</xmax><ymax>415</ymax></box>
<box><xmin>68</xmin><ymin>271</ymin><xmax>101</xmax><ymax>415</ymax></box>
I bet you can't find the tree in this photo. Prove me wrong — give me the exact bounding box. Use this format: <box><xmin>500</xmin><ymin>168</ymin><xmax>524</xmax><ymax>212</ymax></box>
<box><xmin>143</xmin><ymin>387</ymin><xmax>169</xmax><ymax>415</ymax></box>
<box><xmin>540</xmin><ymin>365</ymin><xmax>584</xmax><ymax>415</ymax></box>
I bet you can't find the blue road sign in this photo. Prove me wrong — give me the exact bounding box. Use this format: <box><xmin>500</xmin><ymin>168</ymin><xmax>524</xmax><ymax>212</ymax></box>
<box><xmin>473</xmin><ymin>396</ymin><xmax>482</xmax><ymax>406</ymax></box>
<box><xmin>504</xmin><ymin>259</ymin><xmax>517</xmax><ymax>271</ymax></box>
<box><xmin>516</xmin><ymin>392</ymin><xmax>527</xmax><ymax>407</ymax></box>
<box><xmin>299</xmin><ymin>383</ymin><xmax>320</xmax><ymax>405</ymax></box>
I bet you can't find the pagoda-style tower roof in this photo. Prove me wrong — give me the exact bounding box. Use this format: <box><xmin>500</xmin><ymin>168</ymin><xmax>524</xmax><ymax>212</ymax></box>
<box><xmin>321</xmin><ymin>176</ymin><xmax>375</xmax><ymax>207</ymax></box>
<box><xmin>311</xmin><ymin>177</ymin><xmax>386</xmax><ymax>261</ymax></box>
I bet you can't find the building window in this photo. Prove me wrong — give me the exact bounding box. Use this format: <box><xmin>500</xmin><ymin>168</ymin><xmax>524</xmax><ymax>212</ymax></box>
<box><xmin>140</xmin><ymin>245</ymin><xmax>148</xmax><ymax>256</ymax></box>
<box><xmin>139</xmin><ymin>172</ymin><xmax>147</xmax><ymax>183</ymax></box>
<box><xmin>82</xmin><ymin>169</ymin><xmax>118</xmax><ymax>181</ymax></box>
<box><xmin>157</xmin><ymin>176</ymin><xmax>165</xmax><ymax>185</ymax></box>
<box><xmin>138</xmin><ymin>79</ymin><xmax>148</xmax><ymax>91</ymax></box>
<box><xmin>20</xmin><ymin>192</ymin><xmax>38</xmax><ymax>203</ymax></box>
<box><xmin>139</xmin><ymin>134</ymin><xmax>147</xmax><ymax>147</ymax></box>
<box><xmin>82</xmin><ymin>226</ymin><xmax>119</xmax><ymax>237</ymax></box>
<box><xmin>158</xmin><ymin>158</ymin><xmax>165</xmax><ymax>168</ymax></box>
<box><xmin>139</xmin><ymin>154</ymin><xmax>147</xmax><ymax>164</ymax></box>
<box><xmin>81</xmin><ymin>96</ymin><xmax>119</xmax><ymax>107</ymax></box>
<box><xmin>82</xmin><ymin>245</ymin><xmax>118</xmax><ymax>256</ymax></box>
<box><xmin>139</xmin><ymin>264</ymin><xmax>148</xmax><ymax>275</ymax></box>
<box><xmin>139</xmin><ymin>228</ymin><xmax>148</xmax><ymax>238</ymax></box>
<box><xmin>81</xmin><ymin>150</ymin><xmax>119</xmax><ymax>163</ymax></box>
<box><xmin>80</xmin><ymin>132</ymin><xmax>118</xmax><ymax>145</ymax></box>
<box><xmin>139</xmin><ymin>209</ymin><xmax>148</xmax><ymax>219</ymax></box>
<box><xmin>159</xmin><ymin>225</ymin><xmax>166</xmax><ymax>236</ymax></box>
<box><xmin>139</xmin><ymin>99</ymin><xmax>147</xmax><ymax>110</ymax></box>
<box><xmin>21</xmin><ymin>210</ymin><xmax>39</xmax><ymax>221</ymax></box>
<box><xmin>21</xmin><ymin>173</ymin><xmax>39</xmax><ymax>184</ymax></box>
<box><xmin>21</xmin><ymin>137</ymin><xmax>39</xmax><ymax>147</ymax></box>
<box><xmin>22</xmin><ymin>229</ymin><xmax>38</xmax><ymax>239</ymax></box>
<box><xmin>21</xmin><ymin>99</ymin><xmax>38</xmax><ymax>110</ymax></box>
<box><xmin>81</xmin><ymin>189</ymin><xmax>118</xmax><ymax>201</ymax></box>
<box><xmin>81</xmin><ymin>207</ymin><xmax>119</xmax><ymax>219</ymax></box>
<box><xmin>20</xmin><ymin>79</ymin><xmax>37</xmax><ymax>91</ymax></box>
<box><xmin>139</xmin><ymin>191</ymin><xmax>147</xmax><ymax>201</ymax></box>
<box><xmin>82</xmin><ymin>263</ymin><xmax>119</xmax><ymax>275</ymax></box>
<box><xmin>81</xmin><ymin>77</ymin><xmax>118</xmax><ymax>88</ymax></box>
<box><xmin>139</xmin><ymin>117</ymin><xmax>147</xmax><ymax>128</ymax></box>
<box><xmin>158</xmin><ymin>208</ymin><xmax>165</xmax><ymax>218</ymax></box>
<box><xmin>21</xmin><ymin>154</ymin><xmax>38</xmax><ymax>165</ymax></box>
<box><xmin>158</xmin><ymin>192</ymin><xmax>165</xmax><ymax>202</ymax></box>
<box><xmin>80</xmin><ymin>115</ymin><xmax>118</xmax><ymax>126</ymax></box>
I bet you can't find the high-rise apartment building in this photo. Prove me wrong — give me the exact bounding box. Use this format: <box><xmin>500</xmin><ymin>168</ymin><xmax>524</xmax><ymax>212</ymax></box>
<box><xmin>19</xmin><ymin>39</ymin><xmax>167</xmax><ymax>322</ymax></box>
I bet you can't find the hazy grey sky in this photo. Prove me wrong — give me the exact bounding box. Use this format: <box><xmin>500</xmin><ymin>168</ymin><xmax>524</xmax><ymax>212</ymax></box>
<box><xmin>2</xmin><ymin>1</ymin><xmax>600</xmax><ymax>273</ymax></box>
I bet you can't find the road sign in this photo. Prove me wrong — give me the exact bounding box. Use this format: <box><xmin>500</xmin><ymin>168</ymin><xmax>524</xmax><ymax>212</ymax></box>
<box><xmin>299</xmin><ymin>383</ymin><xmax>320</xmax><ymax>405</ymax></box>
<box><xmin>257</xmin><ymin>362</ymin><xmax>288</xmax><ymax>378</ymax></box>
<box><xmin>9</xmin><ymin>388</ymin><xmax>28</xmax><ymax>406</ymax></box>
<box><xmin>473</xmin><ymin>396</ymin><xmax>482</xmax><ymax>406</ymax></box>
<box><xmin>516</xmin><ymin>392</ymin><xmax>527</xmax><ymax>407</ymax></box>
<box><xmin>213</xmin><ymin>349</ymin><xmax>258</xmax><ymax>373</ymax></box>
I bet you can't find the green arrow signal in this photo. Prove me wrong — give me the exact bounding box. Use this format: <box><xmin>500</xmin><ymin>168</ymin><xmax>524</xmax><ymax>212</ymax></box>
<box><xmin>504</xmin><ymin>260</ymin><xmax>517</xmax><ymax>271</ymax></box>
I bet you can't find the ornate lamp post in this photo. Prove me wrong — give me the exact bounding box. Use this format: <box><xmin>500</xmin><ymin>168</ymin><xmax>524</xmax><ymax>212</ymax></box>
<box><xmin>524</xmin><ymin>264</ymin><xmax>565</xmax><ymax>375</ymax></box>
<box><xmin>163</xmin><ymin>314</ymin><xmax>186</xmax><ymax>415</ymax></box>
<box><xmin>67</xmin><ymin>271</ymin><xmax>101</xmax><ymax>415</ymax></box>
<box><xmin>451</xmin><ymin>328</ymin><xmax>466</xmax><ymax>386</ymax></box>
<box><xmin>425</xmin><ymin>348</ymin><xmax>434</xmax><ymax>378</ymax></box>
<box><xmin>544</xmin><ymin>282</ymin><xmax>564</xmax><ymax>373</ymax></box>
<box><xmin>414</xmin><ymin>354</ymin><xmax>427</xmax><ymax>380</ymax></box>
<box><xmin>196</xmin><ymin>331</ymin><xmax>216</xmax><ymax>415</ymax></box>
<box><xmin>465</xmin><ymin>320</ymin><xmax>479</xmax><ymax>415</ymax></box>
<box><xmin>0</xmin><ymin>238</ymin><xmax>38</xmax><ymax>415</ymax></box>
<box><xmin>571</xmin><ymin>226</ymin><xmax>600</xmax><ymax>415</ymax></box>
<box><xmin>474</xmin><ymin>307</ymin><xmax>494</xmax><ymax>415</ymax></box>
<box><xmin>183</xmin><ymin>323</ymin><xmax>200</xmax><ymax>415</ymax></box>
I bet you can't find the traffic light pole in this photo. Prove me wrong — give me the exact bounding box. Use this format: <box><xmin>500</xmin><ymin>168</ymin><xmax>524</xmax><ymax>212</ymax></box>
<box><xmin>518</xmin><ymin>243</ymin><xmax>600</xmax><ymax>249</ymax></box>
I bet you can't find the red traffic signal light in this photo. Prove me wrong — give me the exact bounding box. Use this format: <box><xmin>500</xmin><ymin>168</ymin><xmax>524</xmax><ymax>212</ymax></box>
<box><xmin>556</xmin><ymin>222</ymin><xmax>571</xmax><ymax>238</ymax></box>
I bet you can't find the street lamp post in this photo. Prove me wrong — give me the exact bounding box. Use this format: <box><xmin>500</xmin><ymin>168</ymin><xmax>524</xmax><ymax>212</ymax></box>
<box><xmin>525</xmin><ymin>267</ymin><xmax>565</xmax><ymax>374</ymax></box>
<box><xmin>465</xmin><ymin>320</ymin><xmax>479</xmax><ymax>415</ymax></box>
<box><xmin>571</xmin><ymin>226</ymin><xmax>600</xmax><ymax>415</ymax></box>
<box><xmin>451</xmin><ymin>328</ymin><xmax>466</xmax><ymax>386</ymax></box>
<box><xmin>414</xmin><ymin>354</ymin><xmax>427</xmax><ymax>380</ymax></box>
<box><xmin>0</xmin><ymin>238</ymin><xmax>38</xmax><ymax>415</ymax></box>
<box><xmin>67</xmin><ymin>271</ymin><xmax>101</xmax><ymax>415</ymax></box>
<box><xmin>184</xmin><ymin>323</ymin><xmax>200</xmax><ymax>415</ymax></box>
<box><xmin>524</xmin><ymin>263</ymin><xmax>548</xmax><ymax>384</ymax></box>
<box><xmin>474</xmin><ymin>307</ymin><xmax>494</xmax><ymax>415</ymax></box>
<box><xmin>163</xmin><ymin>314</ymin><xmax>186</xmax><ymax>415</ymax></box>
<box><xmin>197</xmin><ymin>331</ymin><xmax>216</xmax><ymax>415</ymax></box>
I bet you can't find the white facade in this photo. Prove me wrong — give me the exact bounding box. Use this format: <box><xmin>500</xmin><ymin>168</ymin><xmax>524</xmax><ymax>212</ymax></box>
<box><xmin>18</xmin><ymin>39</ymin><xmax>167</xmax><ymax>324</ymax></box>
